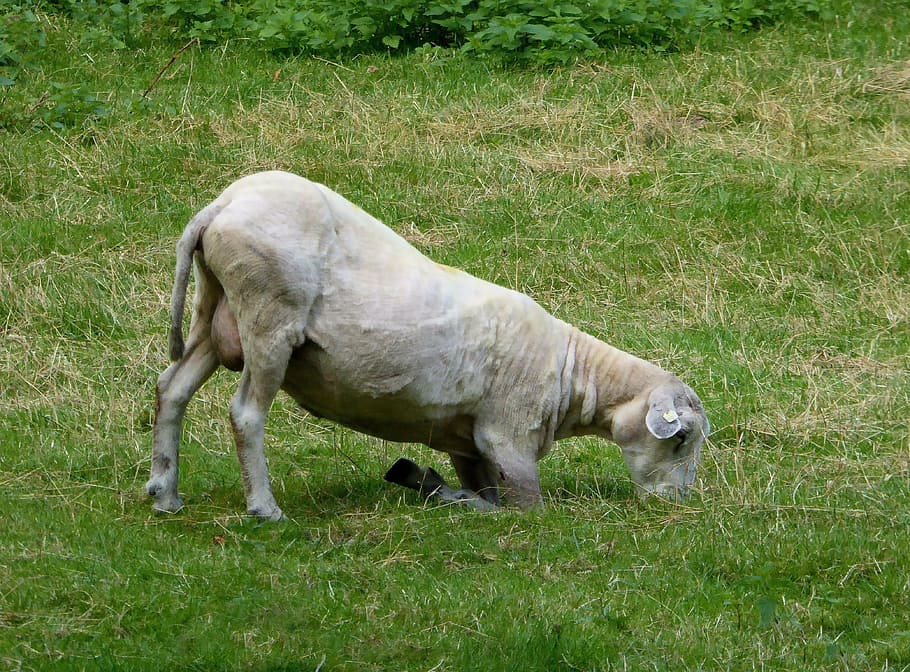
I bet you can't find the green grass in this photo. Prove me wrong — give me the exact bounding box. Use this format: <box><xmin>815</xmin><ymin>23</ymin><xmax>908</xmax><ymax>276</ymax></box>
<box><xmin>2</xmin><ymin>3</ymin><xmax>910</xmax><ymax>670</ymax></box>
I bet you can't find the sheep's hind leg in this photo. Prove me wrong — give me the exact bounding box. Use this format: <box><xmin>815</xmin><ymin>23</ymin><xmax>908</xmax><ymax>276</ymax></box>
<box><xmin>147</xmin><ymin>338</ymin><xmax>219</xmax><ymax>513</ymax></box>
<box><xmin>229</xmin><ymin>339</ymin><xmax>294</xmax><ymax>521</ymax></box>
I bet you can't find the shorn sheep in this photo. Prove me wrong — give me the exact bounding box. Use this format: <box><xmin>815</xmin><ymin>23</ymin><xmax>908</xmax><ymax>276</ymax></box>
<box><xmin>148</xmin><ymin>171</ymin><xmax>709</xmax><ymax>519</ymax></box>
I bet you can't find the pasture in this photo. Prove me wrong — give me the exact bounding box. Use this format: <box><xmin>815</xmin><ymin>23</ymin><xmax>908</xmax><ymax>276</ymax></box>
<box><xmin>1</xmin><ymin>2</ymin><xmax>909</xmax><ymax>669</ymax></box>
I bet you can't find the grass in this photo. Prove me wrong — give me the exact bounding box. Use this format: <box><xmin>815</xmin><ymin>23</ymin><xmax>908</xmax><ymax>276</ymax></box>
<box><xmin>1</xmin><ymin>2</ymin><xmax>909</xmax><ymax>670</ymax></box>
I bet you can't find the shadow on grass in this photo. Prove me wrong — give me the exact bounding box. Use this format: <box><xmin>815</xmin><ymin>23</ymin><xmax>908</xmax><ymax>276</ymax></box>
<box><xmin>170</xmin><ymin>473</ymin><xmax>641</xmax><ymax>523</ymax></box>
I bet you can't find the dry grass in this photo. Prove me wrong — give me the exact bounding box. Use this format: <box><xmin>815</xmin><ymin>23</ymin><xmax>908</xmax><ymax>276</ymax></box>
<box><xmin>861</xmin><ymin>57</ymin><xmax>910</xmax><ymax>98</ymax></box>
<box><xmin>513</xmin><ymin>149</ymin><xmax>641</xmax><ymax>183</ymax></box>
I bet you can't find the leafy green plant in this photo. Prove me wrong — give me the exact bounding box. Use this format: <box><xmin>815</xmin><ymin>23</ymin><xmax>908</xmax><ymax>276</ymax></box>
<box><xmin>156</xmin><ymin>0</ymin><xmax>239</xmax><ymax>39</ymax></box>
<box><xmin>0</xmin><ymin>1</ymin><xmax>45</xmax><ymax>67</ymax></box>
<box><xmin>71</xmin><ymin>0</ymin><xmax>144</xmax><ymax>49</ymax></box>
<box><xmin>30</xmin><ymin>80</ymin><xmax>109</xmax><ymax>128</ymax></box>
<box><xmin>0</xmin><ymin>0</ymin><xmax>835</xmax><ymax>65</ymax></box>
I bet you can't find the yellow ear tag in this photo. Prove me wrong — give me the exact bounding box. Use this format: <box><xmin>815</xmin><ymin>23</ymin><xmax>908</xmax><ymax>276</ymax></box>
<box><xmin>662</xmin><ymin>410</ymin><xmax>679</xmax><ymax>423</ymax></box>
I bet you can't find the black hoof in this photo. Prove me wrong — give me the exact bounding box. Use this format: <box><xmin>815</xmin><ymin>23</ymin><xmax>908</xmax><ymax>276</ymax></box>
<box><xmin>384</xmin><ymin>458</ymin><xmax>424</xmax><ymax>490</ymax></box>
<box><xmin>384</xmin><ymin>458</ymin><xmax>448</xmax><ymax>497</ymax></box>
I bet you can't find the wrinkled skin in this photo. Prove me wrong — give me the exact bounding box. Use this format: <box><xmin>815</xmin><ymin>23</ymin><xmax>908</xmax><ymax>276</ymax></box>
<box><xmin>147</xmin><ymin>171</ymin><xmax>710</xmax><ymax>520</ymax></box>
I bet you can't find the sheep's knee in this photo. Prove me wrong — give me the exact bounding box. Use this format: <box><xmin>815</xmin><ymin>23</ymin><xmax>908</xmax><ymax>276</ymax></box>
<box><xmin>473</xmin><ymin>427</ymin><xmax>542</xmax><ymax>509</ymax></box>
<box><xmin>494</xmin><ymin>460</ymin><xmax>542</xmax><ymax>509</ymax></box>
<box><xmin>511</xmin><ymin>489</ymin><xmax>543</xmax><ymax>510</ymax></box>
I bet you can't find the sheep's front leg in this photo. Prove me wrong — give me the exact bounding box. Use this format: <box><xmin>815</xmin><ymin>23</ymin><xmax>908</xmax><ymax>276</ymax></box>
<box><xmin>474</xmin><ymin>425</ymin><xmax>543</xmax><ymax>510</ymax></box>
<box><xmin>450</xmin><ymin>454</ymin><xmax>501</xmax><ymax>506</ymax></box>
<box><xmin>229</xmin><ymin>348</ymin><xmax>291</xmax><ymax>521</ymax></box>
<box><xmin>383</xmin><ymin>458</ymin><xmax>498</xmax><ymax>510</ymax></box>
<box><xmin>147</xmin><ymin>338</ymin><xmax>219</xmax><ymax>513</ymax></box>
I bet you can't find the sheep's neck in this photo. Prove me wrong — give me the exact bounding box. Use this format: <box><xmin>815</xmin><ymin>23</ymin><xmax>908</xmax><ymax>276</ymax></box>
<box><xmin>557</xmin><ymin>328</ymin><xmax>668</xmax><ymax>438</ymax></box>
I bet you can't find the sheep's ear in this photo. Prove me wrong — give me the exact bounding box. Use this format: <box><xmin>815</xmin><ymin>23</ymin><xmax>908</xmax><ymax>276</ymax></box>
<box><xmin>645</xmin><ymin>388</ymin><xmax>682</xmax><ymax>439</ymax></box>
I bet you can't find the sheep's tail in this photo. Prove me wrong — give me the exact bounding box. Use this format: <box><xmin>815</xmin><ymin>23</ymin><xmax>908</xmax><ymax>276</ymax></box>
<box><xmin>168</xmin><ymin>202</ymin><xmax>222</xmax><ymax>361</ymax></box>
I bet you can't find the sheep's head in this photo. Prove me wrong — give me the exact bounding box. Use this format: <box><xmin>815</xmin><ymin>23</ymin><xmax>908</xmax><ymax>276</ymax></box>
<box><xmin>611</xmin><ymin>379</ymin><xmax>709</xmax><ymax>501</ymax></box>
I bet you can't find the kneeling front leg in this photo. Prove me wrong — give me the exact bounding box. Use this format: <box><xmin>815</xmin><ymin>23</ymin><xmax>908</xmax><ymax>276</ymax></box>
<box><xmin>384</xmin><ymin>458</ymin><xmax>498</xmax><ymax>511</ymax></box>
<box><xmin>474</xmin><ymin>426</ymin><xmax>543</xmax><ymax>510</ymax></box>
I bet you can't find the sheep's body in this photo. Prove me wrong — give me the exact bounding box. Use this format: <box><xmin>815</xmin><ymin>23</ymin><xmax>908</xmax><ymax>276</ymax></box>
<box><xmin>148</xmin><ymin>171</ymin><xmax>709</xmax><ymax>519</ymax></box>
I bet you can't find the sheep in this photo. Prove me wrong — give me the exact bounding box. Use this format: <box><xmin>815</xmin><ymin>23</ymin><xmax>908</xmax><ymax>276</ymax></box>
<box><xmin>147</xmin><ymin>171</ymin><xmax>709</xmax><ymax>520</ymax></box>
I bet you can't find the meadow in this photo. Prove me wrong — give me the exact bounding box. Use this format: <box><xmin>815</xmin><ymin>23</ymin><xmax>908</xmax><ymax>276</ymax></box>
<box><xmin>1</xmin><ymin>1</ymin><xmax>909</xmax><ymax>669</ymax></box>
